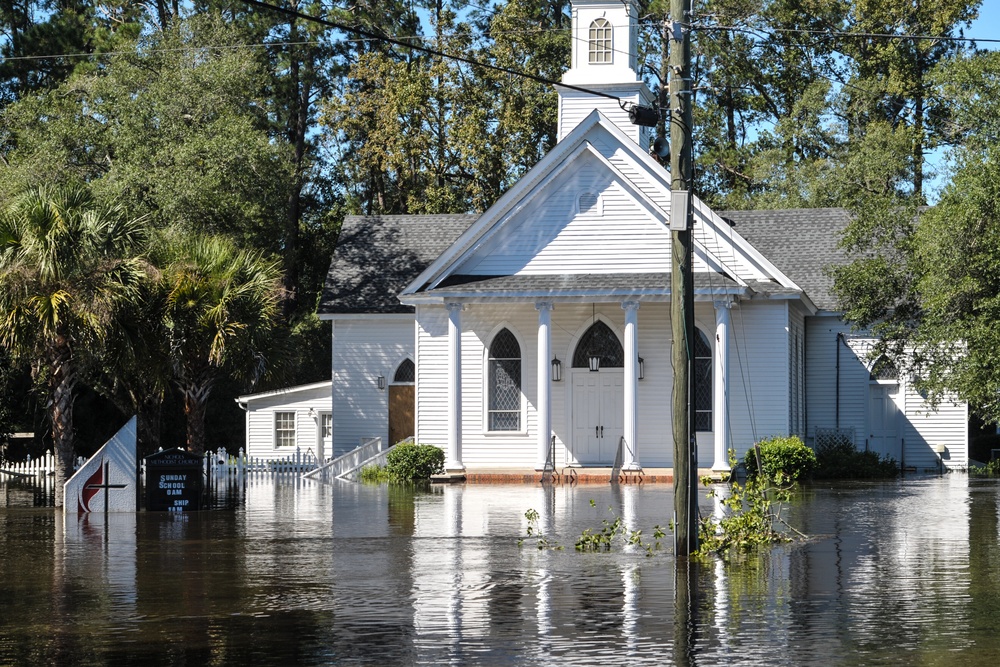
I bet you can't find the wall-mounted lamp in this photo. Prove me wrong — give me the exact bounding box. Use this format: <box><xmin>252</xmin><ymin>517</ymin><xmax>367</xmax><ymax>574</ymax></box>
<box><xmin>308</xmin><ymin>407</ymin><xmax>317</xmax><ymax>418</ymax></box>
<box><xmin>588</xmin><ymin>353</ymin><xmax>601</xmax><ymax>372</ymax></box>
<box><xmin>551</xmin><ymin>357</ymin><xmax>562</xmax><ymax>382</ymax></box>
<box><xmin>638</xmin><ymin>357</ymin><xmax>645</xmax><ymax>380</ymax></box>
<box><xmin>377</xmin><ymin>375</ymin><xmax>385</xmax><ymax>391</ymax></box>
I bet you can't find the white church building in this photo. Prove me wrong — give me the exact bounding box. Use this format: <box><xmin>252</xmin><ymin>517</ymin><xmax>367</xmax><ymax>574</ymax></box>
<box><xmin>244</xmin><ymin>0</ymin><xmax>967</xmax><ymax>473</ymax></box>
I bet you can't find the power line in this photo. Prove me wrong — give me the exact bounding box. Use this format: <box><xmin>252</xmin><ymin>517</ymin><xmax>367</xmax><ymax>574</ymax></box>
<box><xmin>240</xmin><ymin>0</ymin><xmax>624</xmax><ymax>104</ymax></box>
<box><xmin>696</xmin><ymin>21</ymin><xmax>1000</xmax><ymax>45</ymax></box>
<box><xmin>0</xmin><ymin>40</ymin><xmax>321</xmax><ymax>63</ymax></box>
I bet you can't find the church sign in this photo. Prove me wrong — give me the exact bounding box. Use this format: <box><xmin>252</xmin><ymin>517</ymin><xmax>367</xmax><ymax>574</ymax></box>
<box><xmin>64</xmin><ymin>417</ymin><xmax>138</xmax><ymax>514</ymax></box>
<box><xmin>144</xmin><ymin>448</ymin><xmax>204</xmax><ymax>512</ymax></box>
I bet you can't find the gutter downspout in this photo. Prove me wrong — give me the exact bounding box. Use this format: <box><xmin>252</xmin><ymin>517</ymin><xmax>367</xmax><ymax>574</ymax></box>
<box><xmin>835</xmin><ymin>332</ymin><xmax>844</xmax><ymax>429</ymax></box>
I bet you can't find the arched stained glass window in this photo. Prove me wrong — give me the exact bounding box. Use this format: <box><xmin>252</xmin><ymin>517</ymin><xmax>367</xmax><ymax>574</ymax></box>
<box><xmin>694</xmin><ymin>329</ymin><xmax>712</xmax><ymax>432</ymax></box>
<box><xmin>870</xmin><ymin>355</ymin><xmax>899</xmax><ymax>382</ymax></box>
<box><xmin>394</xmin><ymin>359</ymin><xmax>415</xmax><ymax>384</ymax></box>
<box><xmin>589</xmin><ymin>18</ymin><xmax>612</xmax><ymax>64</ymax></box>
<box><xmin>488</xmin><ymin>329</ymin><xmax>521</xmax><ymax>431</ymax></box>
<box><xmin>572</xmin><ymin>321</ymin><xmax>624</xmax><ymax>368</ymax></box>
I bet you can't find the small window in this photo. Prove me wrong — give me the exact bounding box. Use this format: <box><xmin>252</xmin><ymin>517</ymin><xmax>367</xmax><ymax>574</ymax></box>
<box><xmin>394</xmin><ymin>359</ymin><xmax>415</xmax><ymax>384</ymax></box>
<box><xmin>321</xmin><ymin>413</ymin><xmax>332</xmax><ymax>438</ymax></box>
<box><xmin>589</xmin><ymin>18</ymin><xmax>613</xmax><ymax>64</ymax></box>
<box><xmin>572</xmin><ymin>321</ymin><xmax>624</xmax><ymax>368</ymax></box>
<box><xmin>694</xmin><ymin>329</ymin><xmax>712</xmax><ymax>432</ymax></box>
<box><xmin>488</xmin><ymin>329</ymin><xmax>521</xmax><ymax>431</ymax></box>
<box><xmin>579</xmin><ymin>192</ymin><xmax>599</xmax><ymax>214</ymax></box>
<box><xmin>275</xmin><ymin>412</ymin><xmax>296</xmax><ymax>447</ymax></box>
<box><xmin>870</xmin><ymin>355</ymin><xmax>899</xmax><ymax>382</ymax></box>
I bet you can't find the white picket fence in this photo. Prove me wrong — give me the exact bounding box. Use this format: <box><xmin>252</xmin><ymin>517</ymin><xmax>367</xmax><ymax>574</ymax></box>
<box><xmin>203</xmin><ymin>447</ymin><xmax>319</xmax><ymax>477</ymax></box>
<box><xmin>0</xmin><ymin>451</ymin><xmax>86</xmax><ymax>479</ymax></box>
<box><xmin>1</xmin><ymin>447</ymin><xmax>318</xmax><ymax>482</ymax></box>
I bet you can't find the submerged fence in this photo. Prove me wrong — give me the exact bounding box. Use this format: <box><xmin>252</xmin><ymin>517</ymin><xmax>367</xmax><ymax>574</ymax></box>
<box><xmin>203</xmin><ymin>447</ymin><xmax>319</xmax><ymax>477</ymax></box>
<box><xmin>2</xmin><ymin>446</ymin><xmax>324</xmax><ymax>508</ymax></box>
<box><xmin>0</xmin><ymin>451</ymin><xmax>86</xmax><ymax>480</ymax></box>
<box><xmin>1</xmin><ymin>447</ymin><xmax>319</xmax><ymax>480</ymax></box>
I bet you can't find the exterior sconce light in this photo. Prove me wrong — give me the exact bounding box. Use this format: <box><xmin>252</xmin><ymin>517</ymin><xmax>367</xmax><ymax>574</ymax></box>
<box><xmin>377</xmin><ymin>375</ymin><xmax>385</xmax><ymax>391</ymax></box>
<box><xmin>551</xmin><ymin>357</ymin><xmax>562</xmax><ymax>382</ymax></box>
<box><xmin>588</xmin><ymin>353</ymin><xmax>601</xmax><ymax>372</ymax></box>
<box><xmin>638</xmin><ymin>357</ymin><xmax>645</xmax><ymax>380</ymax></box>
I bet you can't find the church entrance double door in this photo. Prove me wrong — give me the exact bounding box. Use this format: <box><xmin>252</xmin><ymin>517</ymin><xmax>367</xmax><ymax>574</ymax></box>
<box><xmin>571</xmin><ymin>371</ymin><xmax>624</xmax><ymax>465</ymax></box>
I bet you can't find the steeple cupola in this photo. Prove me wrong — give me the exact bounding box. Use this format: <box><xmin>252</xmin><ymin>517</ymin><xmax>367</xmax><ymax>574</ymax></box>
<box><xmin>557</xmin><ymin>0</ymin><xmax>654</xmax><ymax>147</ymax></box>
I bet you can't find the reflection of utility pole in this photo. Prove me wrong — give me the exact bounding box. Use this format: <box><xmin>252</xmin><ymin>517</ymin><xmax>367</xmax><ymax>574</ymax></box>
<box><xmin>669</xmin><ymin>0</ymin><xmax>697</xmax><ymax>556</ymax></box>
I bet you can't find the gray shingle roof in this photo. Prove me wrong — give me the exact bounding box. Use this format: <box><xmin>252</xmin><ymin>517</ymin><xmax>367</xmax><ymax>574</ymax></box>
<box><xmin>318</xmin><ymin>214</ymin><xmax>477</xmax><ymax>314</ymax></box>
<box><xmin>319</xmin><ymin>209</ymin><xmax>847</xmax><ymax>314</ymax></box>
<box><xmin>425</xmin><ymin>272</ymin><xmax>743</xmax><ymax>299</ymax></box>
<box><xmin>718</xmin><ymin>208</ymin><xmax>850</xmax><ymax>311</ymax></box>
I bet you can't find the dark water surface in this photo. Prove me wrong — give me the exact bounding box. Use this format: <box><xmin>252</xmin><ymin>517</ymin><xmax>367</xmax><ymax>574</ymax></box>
<box><xmin>1</xmin><ymin>474</ymin><xmax>998</xmax><ymax>665</ymax></box>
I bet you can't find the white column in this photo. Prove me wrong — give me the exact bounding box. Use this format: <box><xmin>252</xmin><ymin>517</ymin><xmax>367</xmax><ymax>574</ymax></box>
<box><xmin>311</xmin><ymin>409</ymin><xmax>325</xmax><ymax>464</ymax></box>
<box><xmin>446</xmin><ymin>302</ymin><xmax>465</xmax><ymax>472</ymax></box>
<box><xmin>713</xmin><ymin>300</ymin><xmax>732</xmax><ymax>471</ymax></box>
<box><xmin>622</xmin><ymin>300</ymin><xmax>641</xmax><ymax>470</ymax></box>
<box><xmin>535</xmin><ymin>301</ymin><xmax>554</xmax><ymax>471</ymax></box>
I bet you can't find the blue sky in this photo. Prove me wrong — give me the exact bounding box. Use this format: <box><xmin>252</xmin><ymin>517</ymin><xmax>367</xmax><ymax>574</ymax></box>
<box><xmin>969</xmin><ymin>1</ymin><xmax>999</xmax><ymax>44</ymax></box>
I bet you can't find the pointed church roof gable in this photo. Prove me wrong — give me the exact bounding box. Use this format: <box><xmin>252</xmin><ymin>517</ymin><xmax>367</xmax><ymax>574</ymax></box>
<box><xmin>400</xmin><ymin>110</ymin><xmax>802</xmax><ymax>302</ymax></box>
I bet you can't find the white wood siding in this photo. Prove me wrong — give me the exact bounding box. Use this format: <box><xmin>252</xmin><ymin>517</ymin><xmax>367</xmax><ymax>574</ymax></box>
<box><xmin>558</xmin><ymin>90</ymin><xmax>649</xmax><ymax>146</ymax></box>
<box><xmin>415</xmin><ymin>307</ymin><xmax>450</xmax><ymax>450</ymax></box>
<box><xmin>900</xmin><ymin>386</ymin><xmax>968</xmax><ymax>470</ymax></box>
<box><xmin>805</xmin><ymin>318</ymin><xmax>866</xmax><ymax>447</ymax></box>
<box><xmin>458</xmin><ymin>153</ymin><xmax>673</xmax><ymax>276</ymax></box>
<box><xmin>726</xmin><ymin>302</ymin><xmax>791</xmax><ymax>457</ymax></box>
<box><xmin>244</xmin><ymin>385</ymin><xmax>331</xmax><ymax>460</ymax></box>
<box><xmin>804</xmin><ymin>318</ymin><xmax>968</xmax><ymax>468</ymax></box>
<box><xmin>332</xmin><ymin>318</ymin><xmax>414</xmax><ymax>456</ymax></box>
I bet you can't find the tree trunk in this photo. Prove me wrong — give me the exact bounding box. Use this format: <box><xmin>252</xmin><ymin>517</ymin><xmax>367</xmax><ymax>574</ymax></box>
<box><xmin>282</xmin><ymin>8</ymin><xmax>306</xmax><ymax>319</ymax></box>
<box><xmin>136</xmin><ymin>395</ymin><xmax>162</xmax><ymax>459</ymax></box>
<box><xmin>182</xmin><ymin>384</ymin><xmax>209</xmax><ymax>456</ymax></box>
<box><xmin>47</xmin><ymin>342</ymin><xmax>76</xmax><ymax>508</ymax></box>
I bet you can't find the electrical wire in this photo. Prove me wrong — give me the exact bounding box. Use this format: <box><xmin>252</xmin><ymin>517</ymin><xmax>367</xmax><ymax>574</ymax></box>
<box><xmin>241</xmin><ymin>0</ymin><xmax>625</xmax><ymax>104</ymax></box>
<box><xmin>696</xmin><ymin>21</ymin><xmax>1000</xmax><ymax>45</ymax></box>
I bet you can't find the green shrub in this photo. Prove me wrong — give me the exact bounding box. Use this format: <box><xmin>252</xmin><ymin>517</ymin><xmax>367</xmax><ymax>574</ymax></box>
<box><xmin>813</xmin><ymin>435</ymin><xmax>898</xmax><ymax>479</ymax></box>
<box><xmin>970</xmin><ymin>459</ymin><xmax>1000</xmax><ymax>476</ymax></box>
<box><xmin>386</xmin><ymin>443</ymin><xmax>445</xmax><ymax>482</ymax></box>
<box><xmin>360</xmin><ymin>464</ymin><xmax>390</xmax><ymax>483</ymax></box>
<box><xmin>744</xmin><ymin>435</ymin><xmax>817</xmax><ymax>484</ymax></box>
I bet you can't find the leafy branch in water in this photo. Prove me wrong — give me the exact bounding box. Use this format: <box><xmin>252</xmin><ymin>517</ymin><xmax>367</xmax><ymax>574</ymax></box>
<box><xmin>696</xmin><ymin>451</ymin><xmax>806</xmax><ymax>560</ymax></box>
<box><xmin>517</xmin><ymin>501</ymin><xmax>666</xmax><ymax>557</ymax></box>
<box><xmin>518</xmin><ymin>508</ymin><xmax>563</xmax><ymax>550</ymax></box>
<box><xmin>575</xmin><ymin>499</ymin><xmax>665</xmax><ymax>557</ymax></box>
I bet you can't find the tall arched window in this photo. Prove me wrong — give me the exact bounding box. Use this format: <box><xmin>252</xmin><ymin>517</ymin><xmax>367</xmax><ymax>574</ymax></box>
<box><xmin>488</xmin><ymin>328</ymin><xmax>521</xmax><ymax>431</ymax></box>
<box><xmin>589</xmin><ymin>18</ymin><xmax>612</xmax><ymax>64</ymax></box>
<box><xmin>694</xmin><ymin>329</ymin><xmax>712</xmax><ymax>432</ymax></box>
<box><xmin>572</xmin><ymin>321</ymin><xmax>624</xmax><ymax>368</ymax></box>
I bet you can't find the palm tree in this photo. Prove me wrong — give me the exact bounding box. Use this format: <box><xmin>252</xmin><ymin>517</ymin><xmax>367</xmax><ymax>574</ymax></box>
<box><xmin>158</xmin><ymin>230</ymin><xmax>281</xmax><ymax>455</ymax></box>
<box><xmin>0</xmin><ymin>185</ymin><xmax>148</xmax><ymax>506</ymax></box>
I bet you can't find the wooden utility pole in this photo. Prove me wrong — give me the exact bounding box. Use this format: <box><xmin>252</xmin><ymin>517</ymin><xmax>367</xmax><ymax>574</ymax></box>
<box><xmin>669</xmin><ymin>0</ymin><xmax>698</xmax><ymax>556</ymax></box>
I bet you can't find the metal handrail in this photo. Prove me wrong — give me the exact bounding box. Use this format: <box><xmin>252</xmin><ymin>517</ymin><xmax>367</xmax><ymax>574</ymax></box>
<box><xmin>610</xmin><ymin>436</ymin><xmax>625</xmax><ymax>483</ymax></box>
<box><xmin>541</xmin><ymin>435</ymin><xmax>556</xmax><ymax>483</ymax></box>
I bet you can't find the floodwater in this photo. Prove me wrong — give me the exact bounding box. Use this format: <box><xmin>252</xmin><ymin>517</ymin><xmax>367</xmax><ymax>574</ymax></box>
<box><xmin>1</xmin><ymin>473</ymin><xmax>998</xmax><ymax>666</ymax></box>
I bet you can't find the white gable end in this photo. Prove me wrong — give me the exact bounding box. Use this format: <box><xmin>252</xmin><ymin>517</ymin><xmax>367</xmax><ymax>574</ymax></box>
<box><xmin>405</xmin><ymin>112</ymin><xmax>799</xmax><ymax>297</ymax></box>
<box><xmin>456</xmin><ymin>149</ymin><xmax>673</xmax><ymax>275</ymax></box>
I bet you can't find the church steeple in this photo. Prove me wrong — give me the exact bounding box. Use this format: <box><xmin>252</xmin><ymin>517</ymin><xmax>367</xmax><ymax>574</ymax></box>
<box><xmin>557</xmin><ymin>0</ymin><xmax>654</xmax><ymax>147</ymax></box>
